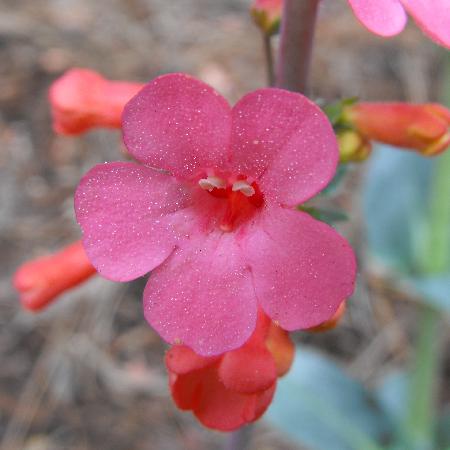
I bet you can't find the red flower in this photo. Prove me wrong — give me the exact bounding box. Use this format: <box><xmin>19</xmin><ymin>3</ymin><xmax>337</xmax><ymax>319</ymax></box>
<box><xmin>166</xmin><ymin>311</ymin><xmax>294</xmax><ymax>431</ymax></box>
<box><xmin>49</xmin><ymin>68</ymin><xmax>144</xmax><ymax>135</ymax></box>
<box><xmin>344</xmin><ymin>102</ymin><xmax>450</xmax><ymax>156</ymax></box>
<box><xmin>13</xmin><ymin>241</ymin><xmax>96</xmax><ymax>311</ymax></box>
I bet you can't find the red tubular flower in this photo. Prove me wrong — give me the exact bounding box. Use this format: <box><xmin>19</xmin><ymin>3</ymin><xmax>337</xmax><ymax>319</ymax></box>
<box><xmin>251</xmin><ymin>0</ymin><xmax>283</xmax><ymax>35</ymax></box>
<box><xmin>166</xmin><ymin>311</ymin><xmax>294</xmax><ymax>431</ymax></box>
<box><xmin>344</xmin><ymin>103</ymin><xmax>450</xmax><ymax>156</ymax></box>
<box><xmin>49</xmin><ymin>68</ymin><xmax>144</xmax><ymax>135</ymax></box>
<box><xmin>13</xmin><ymin>241</ymin><xmax>96</xmax><ymax>311</ymax></box>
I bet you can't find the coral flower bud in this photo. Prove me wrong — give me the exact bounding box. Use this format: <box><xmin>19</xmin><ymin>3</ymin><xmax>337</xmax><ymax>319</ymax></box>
<box><xmin>251</xmin><ymin>0</ymin><xmax>282</xmax><ymax>36</ymax></box>
<box><xmin>307</xmin><ymin>301</ymin><xmax>346</xmax><ymax>333</ymax></box>
<box><xmin>165</xmin><ymin>311</ymin><xmax>294</xmax><ymax>431</ymax></box>
<box><xmin>343</xmin><ymin>103</ymin><xmax>450</xmax><ymax>156</ymax></box>
<box><xmin>13</xmin><ymin>241</ymin><xmax>96</xmax><ymax>311</ymax></box>
<box><xmin>49</xmin><ymin>68</ymin><xmax>144</xmax><ymax>135</ymax></box>
<box><xmin>338</xmin><ymin>129</ymin><xmax>372</xmax><ymax>163</ymax></box>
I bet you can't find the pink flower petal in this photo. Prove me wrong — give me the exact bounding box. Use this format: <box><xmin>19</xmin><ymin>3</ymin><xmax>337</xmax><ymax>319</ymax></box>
<box><xmin>143</xmin><ymin>232</ymin><xmax>257</xmax><ymax>356</ymax></box>
<box><xmin>122</xmin><ymin>73</ymin><xmax>232</xmax><ymax>179</ymax></box>
<box><xmin>348</xmin><ymin>0</ymin><xmax>407</xmax><ymax>37</ymax></box>
<box><xmin>401</xmin><ymin>0</ymin><xmax>450</xmax><ymax>49</ymax></box>
<box><xmin>230</xmin><ymin>89</ymin><xmax>338</xmax><ymax>206</ymax></box>
<box><xmin>242</xmin><ymin>207</ymin><xmax>356</xmax><ymax>330</ymax></box>
<box><xmin>75</xmin><ymin>162</ymin><xmax>192</xmax><ymax>282</ymax></box>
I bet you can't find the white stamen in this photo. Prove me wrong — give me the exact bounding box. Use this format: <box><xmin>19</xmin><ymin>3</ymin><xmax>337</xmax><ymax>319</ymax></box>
<box><xmin>198</xmin><ymin>176</ymin><xmax>226</xmax><ymax>192</ymax></box>
<box><xmin>232</xmin><ymin>180</ymin><xmax>255</xmax><ymax>197</ymax></box>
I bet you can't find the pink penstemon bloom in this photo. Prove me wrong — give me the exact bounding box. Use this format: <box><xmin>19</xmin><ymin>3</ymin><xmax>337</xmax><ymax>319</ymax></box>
<box><xmin>75</xmin><ymin>73</ymin><xmax>356</xmax><ymax>356</ymax></box>
<box><xmin>347</xmin><ymin>0</ymin><xmax>450</xmax><ymax>48</ymax></box>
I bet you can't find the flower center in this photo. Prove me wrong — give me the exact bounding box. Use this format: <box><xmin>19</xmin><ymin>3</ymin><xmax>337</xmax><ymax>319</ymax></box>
<box><xmin>198</xmin><ymin>175</ymin><xmax>264</xmax><ymax>232</ymax></box>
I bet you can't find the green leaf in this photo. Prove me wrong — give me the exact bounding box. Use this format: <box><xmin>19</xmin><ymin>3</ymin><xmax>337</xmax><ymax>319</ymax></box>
<box><xmin>362</xmin><ymin>145</ymin><xmax>434</xmax><ymax>274</ymax></box>
<box><xmin>436</xmin><ymin>410</ymin><xmax>450</xmax><ymax>449</ymax></box>
<box><xmin>375</xmin><ymin>371</ymin><xmax>409</xmax><ymax>428</ymax></box>
<box><xmin>362</xmin><ymin>145</ymin><xmax>450</xmax><ymax>312</ymax></box>
<box><xmin>265</xmin><ymin>348</ymin><xmax>389</xmax><ymax>450</ymax></box>
<box><xmin>299</xmin><ymin>205</ymin><xmax>349</xmax><ymax>225</ymax></box>
<box><xmin>323</xmin><ymin>97</ymin><xmax>358</xmax><ymax>127</ymax></box>
<box><xmin>405</xmin><ymin>276</ymin><xmax>450</xmax><ymax>313</ymax></box>
<box><xmin>321</xmin><ymin>164</ymin><xmax>349</xmax><ymax>196</ymax></box>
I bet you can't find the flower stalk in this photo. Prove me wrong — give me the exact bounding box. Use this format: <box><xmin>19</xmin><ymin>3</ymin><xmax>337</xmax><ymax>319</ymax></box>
<box><xmin>275</xmin><ymin>0</ymin><xmax>320</xmax><ymax>93</ymax></box>
<box><xmin>405</xmin><ymin>56</ymin><xmax>450</xmax><ymax>447</ymax></box>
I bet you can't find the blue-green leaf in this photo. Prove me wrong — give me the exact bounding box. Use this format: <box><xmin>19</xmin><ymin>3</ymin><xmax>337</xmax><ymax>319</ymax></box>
<box><xmin>362</xmin><ymin>145</ymin><xmax>450</xmax><ymax>312</ymax></box>
<box><xmin>362</xmin><ymin>145</ymin><xmax>433</xmax><ymax>274</ymax></box>
<box><xmin>265</xmin><ymin>348</ymin><xmax>389</xmax><ymax>450</ymax></box>
<box><xmin>406</xmin><ymin>276</ymin><xmax>450</xmax><ymax>313</ymax></box>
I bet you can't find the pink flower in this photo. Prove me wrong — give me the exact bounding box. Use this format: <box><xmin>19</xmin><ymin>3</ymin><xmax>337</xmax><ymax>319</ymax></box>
<box><xmin>75</xmin><ymin>73</ymin><xmax>356</xmax><ymax>356</ymax></box>
<box><xmin>347</xmin><ymin>0</ymin><xmax>450</xmax><ymax>49</ymax></box>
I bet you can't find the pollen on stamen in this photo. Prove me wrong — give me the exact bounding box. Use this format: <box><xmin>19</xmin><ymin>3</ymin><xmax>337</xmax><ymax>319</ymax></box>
<box><xmin>198</xmin><ymin>176</ymin><xmax>226</xmax><ymax>192</ymax></box>
<box><xmin>232</xmin><ymin>180</ymin><xmax>255</xmax><ymax>197</ymax></box>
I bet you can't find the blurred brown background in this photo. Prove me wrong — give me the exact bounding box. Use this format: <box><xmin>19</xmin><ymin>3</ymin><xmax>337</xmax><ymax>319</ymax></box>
<box><xmin>0</xmin><ymin>1</ymin><xmax>447</xmax><ymax>449</ymax></box>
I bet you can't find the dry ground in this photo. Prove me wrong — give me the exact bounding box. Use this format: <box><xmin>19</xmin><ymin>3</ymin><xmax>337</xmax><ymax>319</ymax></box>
<box><xmin>0</xmin><ymin>1</ymin><xmax>448</xmax><ymax>449</ymax></box>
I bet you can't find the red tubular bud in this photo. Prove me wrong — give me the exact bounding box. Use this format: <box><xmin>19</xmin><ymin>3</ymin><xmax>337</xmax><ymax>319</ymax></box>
<box><xmin>251</xmin><ymin>0</ymin><xmax>283</xmax><ymax>36</ymax></box>
<box><xmin>49</xmin><ymin>68</ymin><xmax>144</xmax><ymax>135</ymax></box>
<box><xmin>13</xmin><ymin>241</ymin><xmax>96</xmax><ymax>311</ymax></box>
<box><xmin>344</xmin><ymin>103</ymin><xmax>450</xmax><ymax>156</ymax></box>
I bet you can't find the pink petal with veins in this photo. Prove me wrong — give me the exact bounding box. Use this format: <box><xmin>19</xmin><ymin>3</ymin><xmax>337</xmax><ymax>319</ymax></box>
<box><xmin>348</xmin><ymin>0</ymin><xmax>407</xmax><ymax>36</ymax></box>
<box><xmin>122</xmin><ymin>73</ymin><xmax>232</xmax><ymax>179</ymax></box>
<box><xmin>402</xmin><ymin>0</ymin><xmax>450</xmax><ymax>49</ymax></box>
<box><xmin>230</xmin><ymin>89</ymin><xmax>338</xmax><ymax>206</ymax></box>
<box><xmin>143</xmin><ymin>231</ymin><xmax>257</xmax><ymax>356</ymax></box>
<box><xmin>242</xmin><ymin>207</ymin><xmax>356</xmax><ymax>330</ymax></box>
<box><xmin>75</xmin><ymin>162</ymin><xmax>193</xmax><ymax>281</ymax></box>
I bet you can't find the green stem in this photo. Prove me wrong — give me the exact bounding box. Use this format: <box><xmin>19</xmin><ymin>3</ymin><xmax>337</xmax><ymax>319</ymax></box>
<box><xmin>263</xmin><ymin>33</ymin><xmax>275</xmax><ymax>86</ymax></box>
<box><xmin>224</xmin><ymin>425</ymin><xmax>253</xmax><ymax>450</ymax></box>
<box><xmin>405</xmin><ymin>307</ymin><xmax>440</xmax><ymax>450</ymax></box>
<box><xmin>405</xmin><ymin>147</ymin><xmax>450</xmax><ymax>450</ymax></box>
<box><xmin>424</xmin><ymin>150</ymin><xmax>450</xmax><ymax>273</ymax></box>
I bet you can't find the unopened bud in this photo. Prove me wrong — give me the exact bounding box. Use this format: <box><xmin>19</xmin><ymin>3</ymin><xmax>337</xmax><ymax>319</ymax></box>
<box><xmin>251</xmin><ymin>0</ymin><xmax>282</xmax><ymax>36</ymax></box>
<box><xmin>338</xmin><ymin>129</ymin><xmax>372</xmax><ymax>163</ymax></box>
<box><xmin>49</xmin><ymin>68</ymin><xmax>144</xmax><ymax>135</ymax></box>
<box><xmin>13</xmin><ymin>241</ymin><xmax>96</xmax><ymax>311</ymax></box>
<box><xmin>343</xmin><ymin>102</ymin><xmax>450</xmax><ymax>157</ymax></box>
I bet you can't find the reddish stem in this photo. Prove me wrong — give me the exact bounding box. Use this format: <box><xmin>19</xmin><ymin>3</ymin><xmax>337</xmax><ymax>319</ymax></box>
<box><xmin>275</xmin><ymin>0</ymin><xmax>320</xmax><ymax>93</ymax></box>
